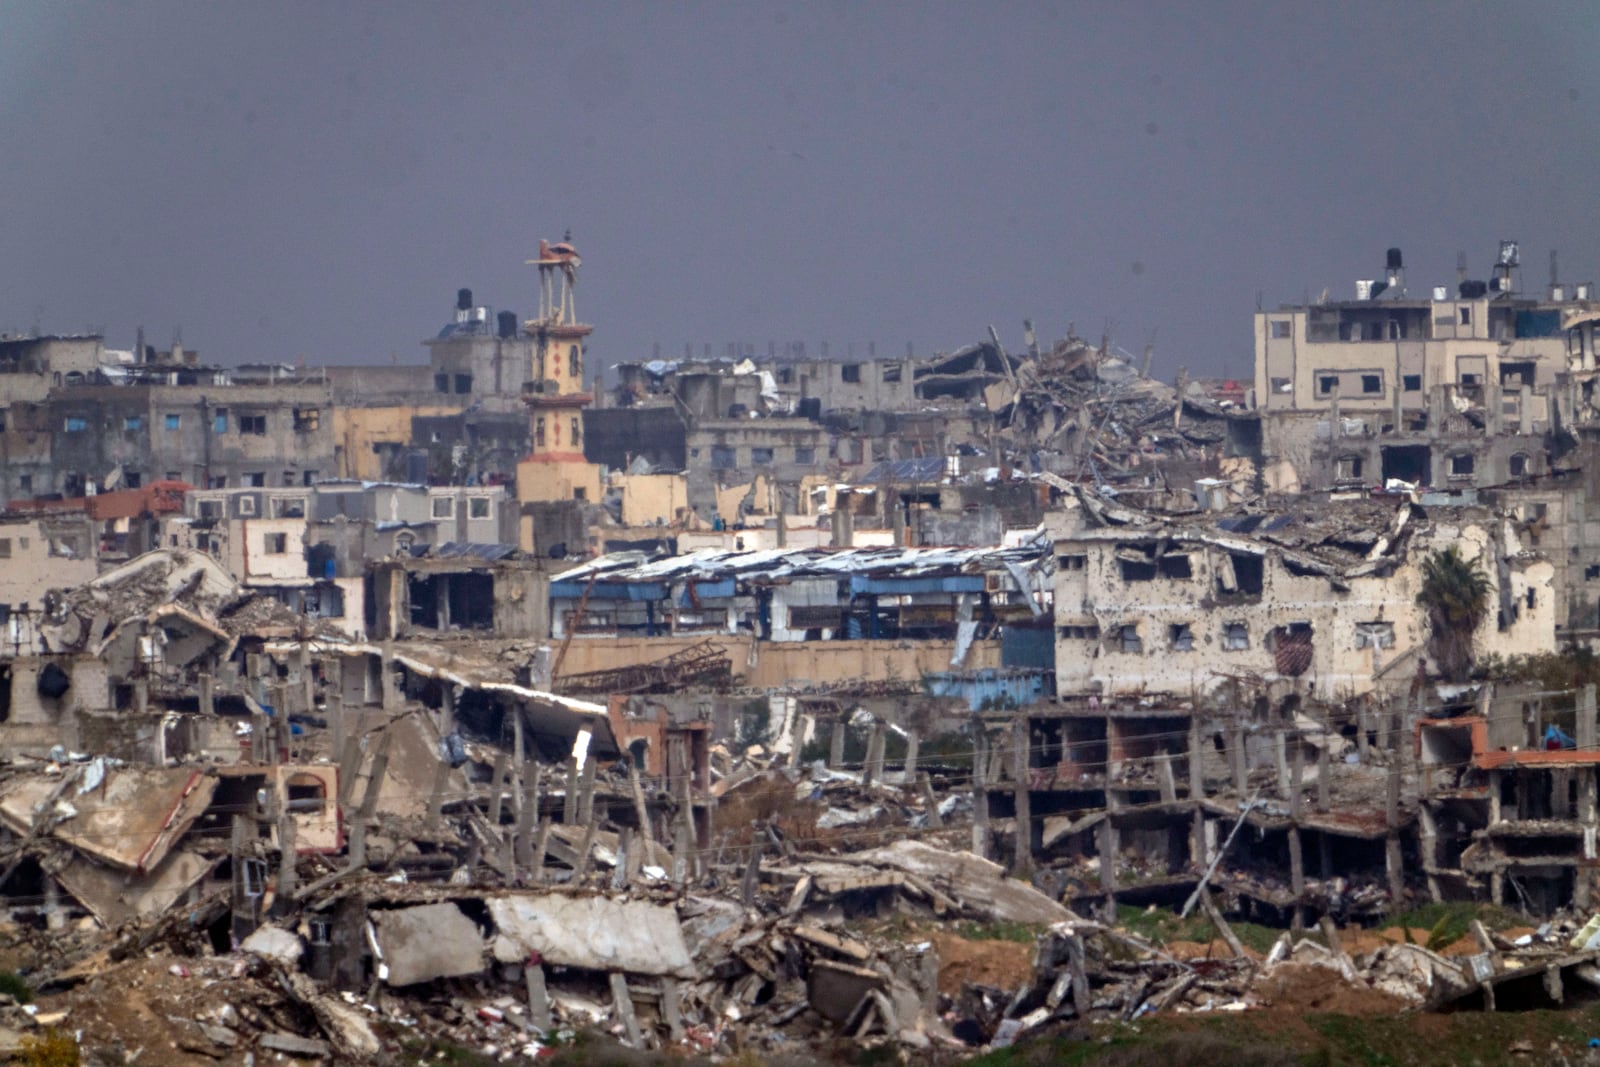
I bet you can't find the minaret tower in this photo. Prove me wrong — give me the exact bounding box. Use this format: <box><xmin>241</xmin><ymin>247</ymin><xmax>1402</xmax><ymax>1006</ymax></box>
<box><xmin>523</xmin><ymin>235</ymin><xmax>593</xmax><ymax>462</ymax></box>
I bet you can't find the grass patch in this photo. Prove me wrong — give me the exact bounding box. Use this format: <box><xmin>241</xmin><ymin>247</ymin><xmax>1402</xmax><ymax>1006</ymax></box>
<box><xmin>1114</xmin><ymin>904</ymin><xmax>1302</xmax><ymax>956</ymax></box>
<box><xmin>0</xmin><ymin>971</ymin><xmax>34</xmax><ymax>1005</ymax></box>
<box><xmin>1386</xmin><ymin>902</ymin><xmax>1524</xmax><ymax>947</ymax></box>
<box><xmin>954</xmin><ymin>920</ymin><xmax>1046</xmax><ymax>944</ymax></box>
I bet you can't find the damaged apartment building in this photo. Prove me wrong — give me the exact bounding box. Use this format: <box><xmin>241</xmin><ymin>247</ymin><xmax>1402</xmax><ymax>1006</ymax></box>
<box><xmin>1253</xmin><ymin>243</ymin><xmax>1592</xmax><ymax>494</ymax></box>
<box><xmin>0</xmin><ymin>332</ymin><xmax>338</xmax><ymax>502</ymax></box>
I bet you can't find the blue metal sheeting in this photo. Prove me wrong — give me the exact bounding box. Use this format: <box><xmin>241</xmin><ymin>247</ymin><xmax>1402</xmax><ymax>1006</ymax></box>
<box><xmin>849</xmin><ymin>574</ymin><xmax>985</xmax><ymax>595</ymax></box>
<box><xmin>923</xmin><ymin>668</ymin><xmax>1054</xmax><ymax>711</ymax></box>
<box><xmin>550</xmin><ymin>581</ymin><xmax>667</xmax><ymax>601</ymax></box>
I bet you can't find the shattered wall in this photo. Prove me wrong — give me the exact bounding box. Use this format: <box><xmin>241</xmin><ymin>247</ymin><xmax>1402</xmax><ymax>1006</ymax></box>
<box><xmin>1054</xmin><ymin>509</ymin><xmax>1555</xmax><ymax>700</ymax></box>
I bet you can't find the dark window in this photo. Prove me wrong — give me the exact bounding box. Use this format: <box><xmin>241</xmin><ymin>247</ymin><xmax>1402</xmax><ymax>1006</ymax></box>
<box><xmin>841</xmin><ymin>364</ymin><xmax>862</xmax><ymax>384</ymax></box>
<box><xmin>245</xmin><ymin>472</ymin><xmax>265</xmax><ymax>487</ymax></box>
<box><xmin>1270</xmin><ymin>320</ymin><xmax>1292</xmax><ymax>339</ymax></box>
<box><xmin>435</xmin><ymin>374</ymin><xmax>450</xmax><ymax>393</ymax></box>
<box><xmin>1361</xmin><ymin>374</ymin><xmax>1382</xmax><ymax>394</ymax></box>
<box><xmin>239</xmin><ymin>414</ymin><xmax>267</xmax><ymax>435</ymax></box>
<box><xmin>1450</xmin><ymin>453</ymin><xmax>1475</xmax><ymax>476</ymax></box>
<box><xmin>1169</xmin><ymin>624</ymin><xmax>1195</xmax><ymax>651</ymax></box>
<box><xmin>1510</xmin><ymin>453</ymin><xmax>1529</xmax><ymax>478</ymax></box>
<box><xmin>124</xmin><ymin>471</ymin><xmax>141</xmax><ymax>488</ymax></box>
<box><xmin>568</xmin><ymin>345</ymin><xmax>580</xmax><ymax>379</ymax></box>
<box><xmin>293</xmin><ymin>408</ymin><xmax>320</xmax><ymax>432</ymax></box>
<box><xmin>1403</xmin><ymin>374</ymin><xmax>1422</xmax><ymax>392</ymax></box>
<box><xmin>711</xmin><ymin>446</ymin><xmax>736</xmax><ymax>470</ymax></box>
<box><xmin>751</xmin><ymin>447</ymin><xmax>774</xmax><ymax>465</ymax></box>
<box><xmin>1157</xmin><ymin>554</ymin><xmax>1193</xmax><ymax>579</ymax></box>
<box><xmin>882</xmin><ymin>363</ymin><xmax>903</xmax><ymax>383</ymax></box>
<box><xmin>454</xmin><ymin>374</ymin><xmax>472</xmax><ymax>394</ymax></box>
<box><xmin>1317</xmin><ymin>375</ymin><xmax>1338</xmax><ymax>396</ymax></box>
<box><xmin>1058</xmin><ymin>554</ymin><xmax>1086</xmax><ymax>571</ymax></box>
<box><xmin>794</xmin><ymin>447</ymin><xmax>815</xmax><ymax>465</ymax></box>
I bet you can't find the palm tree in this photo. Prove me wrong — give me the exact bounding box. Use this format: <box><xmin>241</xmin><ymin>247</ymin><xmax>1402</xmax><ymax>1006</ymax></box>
<box><xmin>1416</xmin><ymin>546</ymin><xmax>1492</xmax><ymax>681</ymax></box>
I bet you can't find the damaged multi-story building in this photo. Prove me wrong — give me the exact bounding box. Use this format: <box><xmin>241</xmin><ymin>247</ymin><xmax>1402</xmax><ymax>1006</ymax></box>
<box><xmin>1253</xmin><ymin>243</ymin><xmax>1597</xmax><ymax>494</ymax></box>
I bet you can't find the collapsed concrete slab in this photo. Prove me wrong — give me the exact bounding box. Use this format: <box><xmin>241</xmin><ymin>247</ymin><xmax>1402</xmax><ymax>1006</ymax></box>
<box><xmin>488</xmin><ymin>893</ymin><xmax>693</xmax><ymax>977</ymax></box>
<box><xmin>371</xmin><ymin>902</ymin><xmax>486</xmax><ymax>986</ymax></box>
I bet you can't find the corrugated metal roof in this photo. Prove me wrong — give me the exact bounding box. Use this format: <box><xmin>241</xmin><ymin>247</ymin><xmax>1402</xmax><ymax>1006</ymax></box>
<box><xmin>428</xmin><ymin>542</ymin><xmax>520</xmax><ymax>561</ymax></box>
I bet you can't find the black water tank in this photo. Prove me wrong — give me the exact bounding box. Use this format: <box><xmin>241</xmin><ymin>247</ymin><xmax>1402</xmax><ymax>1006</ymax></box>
<box><xmin>1459</xmin><ymin>280</ymin><xmax>1489</xmax><ymax>299</ymax></box>
<box><xmin>497</xmin><ymin>310</ymin><xmax>518</xmax><ymax>339</ymax></box>
<box><xmin>1386</xmin><ymin>247</ymin><xmax>1404</xmax><ymax>270</ymax></box>
<box><xmin>456</xmin><ymin>288</ymin><xmax>473</xmax><ymax>311</ymax></box>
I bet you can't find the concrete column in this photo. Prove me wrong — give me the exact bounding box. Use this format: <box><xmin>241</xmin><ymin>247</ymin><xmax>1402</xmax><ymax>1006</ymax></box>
<box><xmin>1419</xmin><ymin>803</ymin><xmax>1442</xmax><ymax>903</ymax></box>
<box><xmin>1489</xmin><ymin>768</ymin><xmax>1503</xmax><ymax>825</ymax></box>
<box><xmin>1230</xmin><ymin>725</ymin><xmax>1247</xmax><ymax>793</ymax></box>
<box><xmin>902</xmin><ymin>730</ymin><xmax>920</xmax><ymax>784</ymax></box>
<box><xmin>198</xmin><ymin>673</ymin><xmax>215</xmax><ymax>717</ymax></box>
<box><xmin>1288</xmin><ymin>826</ymin><xmax>1305</xmax><ymax>932</ymax></box>
<box><xmin>1188</xmin><ymin>718</ymin><xmax>1204</xmax><ymax>800</ymax></box>
<box><xmin>1012</xmin><ymin>716</ymin><xmax>1033</xmax><ymax>880</ymax></box>
<box><xmin>1097</xmin><ymin>817</ymin><xmax>1119</xmax><ymax>924</ymax></box>
<box><xmin>1316</xmin><ymin>741</ymin><xmax>1330</xmax><ymax>813</ymax></box>
<box><xmin>828</xmin><ymin>719</ymin><xmax>845</xmax><ymax>769</ymax></box>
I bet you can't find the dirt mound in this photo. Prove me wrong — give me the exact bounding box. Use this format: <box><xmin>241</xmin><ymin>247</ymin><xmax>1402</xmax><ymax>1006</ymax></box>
<box><xmin>928</xmin><ymin>932</ymin><xmax>1035</xmax><ymax>995</ymax></box>
<box><xmin>1253</xmin><ymin>961</ymin><xmax>1413</xmax><ymax>1016</ymax></box>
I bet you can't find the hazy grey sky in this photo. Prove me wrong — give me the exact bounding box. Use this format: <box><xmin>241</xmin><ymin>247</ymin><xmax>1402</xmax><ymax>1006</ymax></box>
<box><xmin>4</xmin><ymin>1</ymin><xmax>1599</xmax><ymax>380</ymax></box>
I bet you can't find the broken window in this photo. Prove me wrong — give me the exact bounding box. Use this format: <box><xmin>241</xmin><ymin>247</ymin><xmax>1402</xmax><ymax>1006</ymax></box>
<box><xmin>1336</xmin><ymin>455</ymin><xmax>1364</xmax><ymax>480</ymax></box>
<box><xmin>1317</xmin><ymin>374</ymin><xmax>1339</xmax><ymax>397</ymax></box>
<box><xmin>1403</xmin><ymin>374</ymin><xmax>1421</xmax><ymax>392</ymax></box>
<box><xmin>199</xmin><ymin>500</ymin><xmax>221</xmax><ymax>520</ymax></box>
<box><xmin>469</xmin><ymin>497</ymin><xmax>490</xmax><ymax>519</ymax></box>
<box><xmin>1354</xmin><ymin>621</ymin><xmax>1395</xmax><ymax>649</ymax></box>
<box><xmin>1169</xmin><ymin>624</ymin><xmax>1195</xmax><ymax>651</ymax></box>
<box><xmin>432</xmin><ymin>496</ymin><xmax>454</xmax><ymax>519</ymax></box>
<box><xmin>1222</xmin><ymin>622</ymin><xmax>1249</xmax><ymax>650</ymax></box>
<box><xmin>1450</xmin><ymin>453</ymin><xmax>1475</xmax><ymax>477</ymax></box>
<box><xmin>293</xmin><ymin>408</ymin><xmax>321</xmax><ymax>432</ymax></box>
<box><xmin>1158</xmin><ymin>553</ymin><xmax>1193</xmax><ymax>579</ymax></box>
<box><xmin>1117</xmin><ymin>624</ymin><xmax>1142</xmax><ymax>654</ymax></box>
<box><xmin>882</xmin><ymin>363</ymin><xmax>903</xmax><ymax>383</ymax></box>
<box><xmin>1057</xmin><ymin>553</ymin><xmax>1087</xmax><ymax>571</ymax></box>
<box><xmin>271</xmin><ymin>497</ymin><xmax>306</xmax><ymax>519</ymax></box>
<box><xmin>244</xmin><ymin>472</ymin><xmax>265</xmax><ymax>487</ymax></box>
<box><xmin>1361</xmin><ymin>374</ymin><xmax>1382</xmax><ymax>394</ymax></box>
<box><xmin>1218</xmin><ymin>551</ymin><xmax>1264</xmax><ymax>596</ymax></box>
<box><xmin>264</xmin><ymin>533</ymin><xmax>288</xmax><ymax>554</ymax></box>
<box><xmin>1270</xmin><ymin>320</ymin><xmax>1292</xmax><ymax>339</ymax></box>
<box><xmin>1271</xmin><ymin>377</ymin><xmax>1291</xmax><ymax>393</ymax></box>
<box><xmin>841</xmin><ymin>364</ymin><xmax>862</xmax><ymax>384</ymax></box>
<box><xmin>751</xmin><ymin>447</ymin><xmax>774</xmax><ymax>465</ymax></box>
<box><xmin>1118</xmin><ymin>556</ymin><xmax>1156</xmax><ymax>581</ymax></box>
<box><xmin>239</xmin><ymin>414</ymin><xmax>267</xmax><ymax>435</ymax></box>
<box><xmin>711</xmin><ymin>446</ymin><xmax>736</xmax><ymax>470</ymax></box>
<box><xmin>1509</xmin><ymin>453</ymin><xmax>1530</xmax><ymax>479</ymax></box>
<box><xmin>285</xmin><ymin>773</ymin><xmax>327</xmax><ymax>815</ymax></box>
<box><xmin>1057</xmin><ymin>625</ymin><xmax>1099</xmax><ymax>640</ymax></box>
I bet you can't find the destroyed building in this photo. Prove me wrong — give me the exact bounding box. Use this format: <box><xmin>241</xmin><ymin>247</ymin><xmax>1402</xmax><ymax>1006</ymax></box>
<box><xmin>1254</xmin><ymin>244</ymin><xmax>1595</xmax><ymax>494</ymax></box>
<box><xmin>1053</xmin><ymin>486</ymin><xmax>1556</xmax><ymax>702</ymax></box>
